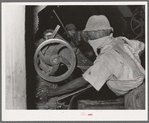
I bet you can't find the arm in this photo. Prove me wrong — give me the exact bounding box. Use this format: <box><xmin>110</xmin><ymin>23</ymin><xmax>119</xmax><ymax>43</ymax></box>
<box><xmin>120</xmin><ymin>37</ymin><xmax>145</xmax><ymax>56</ymax></box>
<box><xmin>48</xmin><ymin>76</ymin><xmax>89</xmax><ymax>97</ymax></box>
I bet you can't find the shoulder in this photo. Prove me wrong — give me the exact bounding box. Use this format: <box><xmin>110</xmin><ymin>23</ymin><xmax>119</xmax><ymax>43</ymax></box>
<box><xmin>96</xmin><ymin>48</ymin><xmax>123</xmax><ymax>75</ymax></box>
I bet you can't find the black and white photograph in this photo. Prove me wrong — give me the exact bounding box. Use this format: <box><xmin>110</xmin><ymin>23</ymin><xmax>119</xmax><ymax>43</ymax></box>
<box><xmin>2</xmin><ymin>1</ymin><xmax>148</xmax><ymax>121</ymax></box>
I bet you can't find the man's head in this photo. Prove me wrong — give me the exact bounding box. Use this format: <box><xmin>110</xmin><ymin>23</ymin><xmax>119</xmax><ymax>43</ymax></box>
<box><xmin>65</xmin><ymin>24</ymin><xmax>76</xmax><ymax>38</ymax></box>
<box><xmin>83</xmin><ymin>15</ymin><xmax>113</xmax><ymax>40</ymax></box>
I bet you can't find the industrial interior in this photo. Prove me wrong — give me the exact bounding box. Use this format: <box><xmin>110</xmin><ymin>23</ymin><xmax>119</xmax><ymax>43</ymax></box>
<box><xmin>25</xmin><ymin>5</ymin><xmax>145</xmax><ymax>109</ymax></box>
<box><xmin>4</xmin><ymin>4</ymin><xmax>145</xmax><ymax>110</ymax></box>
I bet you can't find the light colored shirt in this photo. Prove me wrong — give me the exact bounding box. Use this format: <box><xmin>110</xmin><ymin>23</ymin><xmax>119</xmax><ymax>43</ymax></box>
<box><xmin>83</xmin><ymin>35</ymin><xmax>145</xmax><ymax>96</ymax></box>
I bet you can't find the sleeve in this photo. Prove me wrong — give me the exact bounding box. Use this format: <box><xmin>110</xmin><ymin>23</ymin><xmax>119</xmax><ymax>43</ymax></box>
<box><xmin>120</xmin><ymin>37</ymin><xmax>145</xmax><ymax>55</ymax></box>
<box><xmin>131</xmin><ymin>40</ymin><xmax>145</xmax><ymax>58</ymax></box>
<box><xmin>82</xmin><ymin>55</ymin><xmax>111</xmax><ymax>91</ymax></box>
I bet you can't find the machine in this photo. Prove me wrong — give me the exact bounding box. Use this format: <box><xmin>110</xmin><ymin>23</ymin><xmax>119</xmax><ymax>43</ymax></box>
<box><xmin>33</xmin><ymin>6</ymin><xmax>145</xmax><ymax>109</ymax></box>
<box><xmin>34</xmin><ymin>25</ymin><xmax>94</xmax><ymax>109</ymax></box>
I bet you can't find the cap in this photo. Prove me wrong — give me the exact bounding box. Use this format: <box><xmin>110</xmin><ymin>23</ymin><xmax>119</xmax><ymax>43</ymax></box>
<box><xmin>65</xmin><ymin>24</ymin><xmax>76</xmax><ymax>31</ymax></box>
<box><xmin>83</xmin><ymin>15</ymin><xmax>113</xmax><ymax>31</ymax></box>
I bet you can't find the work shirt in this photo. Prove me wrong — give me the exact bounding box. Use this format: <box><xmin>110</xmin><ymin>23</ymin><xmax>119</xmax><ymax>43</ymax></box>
<box><xmin>82</xmin><ymin>34</ymin><xmax>145</xmax><ymax>96</ymax></box>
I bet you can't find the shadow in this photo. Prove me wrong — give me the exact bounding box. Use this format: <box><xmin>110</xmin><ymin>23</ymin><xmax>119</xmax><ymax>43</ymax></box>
<box><xmin>25</xmin><ymin>6</ymin><xmax>37</xmax><ymax>109</ymax></box>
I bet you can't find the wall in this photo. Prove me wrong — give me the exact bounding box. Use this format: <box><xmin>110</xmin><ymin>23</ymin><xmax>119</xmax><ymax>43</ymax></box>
<box><xmin>2</xmin><ymin>4</ymin><xmax>26</xmax><ymax>109</ymax></box>
<box><xmin>25</xmin><ymin>5</ymin><xmax>47</xmax><ymax>109</ymax></box>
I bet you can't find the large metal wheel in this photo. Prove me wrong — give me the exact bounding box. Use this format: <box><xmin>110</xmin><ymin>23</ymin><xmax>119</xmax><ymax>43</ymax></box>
<box><xmin>130</xmin><ymin>11</ymin><xmax>145</xmax><ymax>35</ymax></box>
<box><xmin>34</xmin><ymin>38</ymin><xmax>76</xmax><ymax>82</ymax></box>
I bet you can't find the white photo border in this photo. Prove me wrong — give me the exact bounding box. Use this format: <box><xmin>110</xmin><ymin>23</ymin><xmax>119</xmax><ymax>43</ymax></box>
<box><xmin>2</xmin><ymin>1</ymin><xmax>148</xmax><ymax>121</ymax></box>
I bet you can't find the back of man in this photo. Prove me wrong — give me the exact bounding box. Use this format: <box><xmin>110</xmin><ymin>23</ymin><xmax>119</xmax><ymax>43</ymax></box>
<box><xmin>65</xmin><ymin>23</ymin><xmax>96</xmax><ymax>61</ymax></box>
<box><xmin>106</xmin><ymin>37</ymin><xmax>144</xmax><ymax>95</ymax></box>
<box><xmin>83</xmin><ymin>34</ymin><xmax>145</xmax><ymax>96</ymax></box>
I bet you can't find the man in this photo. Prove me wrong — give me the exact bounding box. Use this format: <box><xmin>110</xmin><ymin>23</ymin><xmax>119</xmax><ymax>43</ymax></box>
<box><xmin>64</xmin><ymin>23</ymin><xmax>77</xmax><ymax>39</ymax></box>
<box><xmin>64</xmin><ymin>23</ymin><xmax>88</xmax><ymax>44</ymax></box>
<box><xmin>64</xmin><ymin>23</ymin><xmax>95</xmax><ymax>61</ymax></box>
<box><xmin>37</xmin><ymin>15</ymin><xmax>145</xmax><ymax>100</ymax></box>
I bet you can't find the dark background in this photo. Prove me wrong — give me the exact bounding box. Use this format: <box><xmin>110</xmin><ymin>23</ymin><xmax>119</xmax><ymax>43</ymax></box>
<box><xmin>26</xmin><ymin>5</ymin><xmax>145</xmax><ymax>109</ymax></box>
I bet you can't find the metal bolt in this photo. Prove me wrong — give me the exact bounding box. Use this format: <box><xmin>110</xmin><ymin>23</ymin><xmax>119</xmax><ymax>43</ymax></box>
<box><xmin>53</xmin><ymin>58</ymin><xmax>58</xmax><ymax>64</ymax></box>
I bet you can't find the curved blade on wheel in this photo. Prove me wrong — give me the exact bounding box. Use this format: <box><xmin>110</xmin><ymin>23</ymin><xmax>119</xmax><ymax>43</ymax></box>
<box><xmin>38</xmin><ymin>44</ymin><xmax>66</xmax><ymax>65</ymax></box>
<box><xmin>51</xmin><ymin>44</ymin><xmax>66</xmax><ymax>55</ymax></box>
<box><xmin>58</xmin><ymin>56</ymin><xmax>71</xmax><ymax>68</ymax></box>
<box><xmin>39</xmin><ymin>57</ymin><xmax>52</xmax><ymax>73</ymax></box>
<box><xmin>46</xmin><ymin>64</ymin><xmax>59</xmax><ymax>76</ymax></box>
<box><xmin>38</xmin><ymin>56</ymin><xmax>59</xmax><ymax>76</ymax></box>
<box><xmin>39</xmin><ymin>51</ymin><xmax>51</xmax><ymax>65</ymax></box>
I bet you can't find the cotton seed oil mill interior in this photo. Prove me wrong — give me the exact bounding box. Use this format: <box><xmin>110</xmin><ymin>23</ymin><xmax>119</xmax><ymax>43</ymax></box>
<box><xmin>25</xmin><ymin>5</ymin><xmax>145</xmax><ymax>109</ymax></box>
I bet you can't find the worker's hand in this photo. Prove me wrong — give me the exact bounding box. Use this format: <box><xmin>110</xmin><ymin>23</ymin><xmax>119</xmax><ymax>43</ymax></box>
<box><xmin>46</xmin><ymin>97</ymin><xmax>59</xmax><ymax>109</ymax></box>
<box><xmin>36</xmin><ymin>84</ymin><xmax>56</xmax><ymax>102</ymax></box>
<box><xmin>36</xmin><ymin>97</ymin><xmax>58</xmax><ymax>109</ymax></box>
